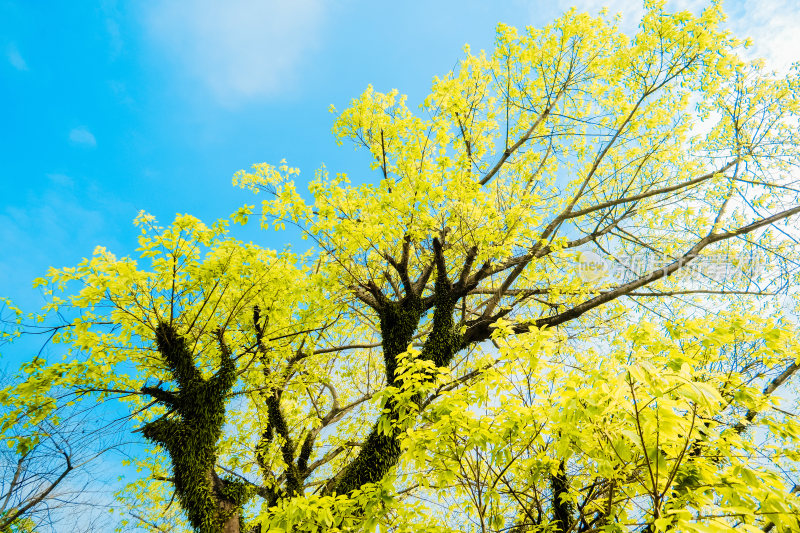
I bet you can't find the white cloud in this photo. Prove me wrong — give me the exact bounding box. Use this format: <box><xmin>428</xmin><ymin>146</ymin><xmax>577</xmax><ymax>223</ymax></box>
<box><xmin>69</xmin><ymin>127</ymin><xmax>97</xmax><ymax>147</ymax></box>
<box><xmin>724</xmin><ymin>0</ymin><xmax>800</xmax><ymax>74</ymax></box>
<box><xmin>6</xmin><ymin>43</ymin><xmax>27</xmax><ymax>71</ymax></box>
<box><xmin>143</xmin><ymin>0</ymin><xmax>324</xmax><ymax>105</ymax></box>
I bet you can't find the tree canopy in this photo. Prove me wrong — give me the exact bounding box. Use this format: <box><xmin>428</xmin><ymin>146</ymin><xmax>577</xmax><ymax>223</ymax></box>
<box><xmin>3</xmin><ymin>2</ymin><xmax>800</xmax><ymax>532</ymax></box>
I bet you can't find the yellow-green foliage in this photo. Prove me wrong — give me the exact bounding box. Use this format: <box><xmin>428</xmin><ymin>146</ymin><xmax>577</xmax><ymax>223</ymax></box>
<box><xmin>3</xmin><ymin>2</ymin><xmax>800</xmax><ymax>532</ymax></box>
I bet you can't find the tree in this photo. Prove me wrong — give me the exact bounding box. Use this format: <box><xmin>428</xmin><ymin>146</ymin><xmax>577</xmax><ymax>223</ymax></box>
<box><xmin>0</xmin><ymin>366</ymin><xmax>128</xmax><ymax>533</ymax></box>
<box><xmin>3</xmin><ymin>2</ymin><xmax>800</xmax><ymax>531</ymax></box>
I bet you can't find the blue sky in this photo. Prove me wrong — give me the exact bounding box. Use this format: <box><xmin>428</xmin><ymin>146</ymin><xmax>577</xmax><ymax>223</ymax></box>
<box><xmin>1</xmin><ymin>0</ymin><xmax>798</xmax><ymax>366</ymax></box>
<box><xmin>0</xmin><ymin>1</ymin><xmax>554</xmax><ymax>325</ymax></box>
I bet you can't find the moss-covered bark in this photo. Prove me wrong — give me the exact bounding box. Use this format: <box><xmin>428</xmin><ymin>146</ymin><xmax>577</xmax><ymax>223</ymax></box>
<box><xmin>330</xmin><ymin>296</ymin><xmax>423</xmax><ymax>495</ymax></box>
<box><xmin>142</xmin><ymin>323</ymin><xmax>250</xmax><ymax>533</ymax></box>
<box><xmin>138</xmin><ymin>241</ymin><xmax>481</xmax><ymax>526</ymax></box>
<box><xmin>550</xmin><ymin>460</ymin><xmax>573</xmax><ymax>532</ymax></box>
<box><xmin>330</xmin><ymin>239</ymin><xmax>464</xmax><ymax>496</ymax></box>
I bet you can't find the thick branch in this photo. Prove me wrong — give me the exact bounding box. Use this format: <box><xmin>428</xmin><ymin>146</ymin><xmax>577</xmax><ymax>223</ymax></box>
<box><xmin>564</xmin><ymin>160</ymin><xmax>738</xmax><ymax>222</ymax></box>
<box><xmin>463</xmin><ymin>204</ymin><xmax>800</xmax><ymax>344</ymax></box>
<box><xmin>479</xmin><ymin>91</ymin><xmax>563</xmax><ymax>186</ymax></box>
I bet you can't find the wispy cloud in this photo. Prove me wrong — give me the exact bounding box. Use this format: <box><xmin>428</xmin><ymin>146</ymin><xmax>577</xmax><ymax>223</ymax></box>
<box><xmin>0</xmin><ymin>181</ymin><xmax>132</xmax><ymax>310</ymax></box>
<box><xmin>143</xmin><ymin>0</ymin><xmax>324</xmax><ymax>105</ymax></box>
<box><xmin>108</xmin><ymin>80</ymin><xmax>134</xmax><ymax>106</ymax></box>
<box><xmin>46</xmin><ymin>173</ymin><xmax>75</xmax><ymax>188</ymax></box>
<box><xmin>6</xmin><ymin>43</ymin><xmax>28</xmax><ymax>71</ymax></box>
<box><xmin>725</xmin><ymin>0</ymin><xmax>800</xmax><ymax>74</ymax></box>
<box><xmin>101</xmin><ymin>0</ymin><xmax>124</xmax><ymax>58</ymax></box>
<box><xmin>69</xmin><ymin>127</ymin><xmax>97</xmax><ymax>147</ymax></box>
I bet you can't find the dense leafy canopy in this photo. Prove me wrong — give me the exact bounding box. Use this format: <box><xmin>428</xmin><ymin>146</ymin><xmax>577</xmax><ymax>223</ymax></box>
<box><xmin>3</xmin><ymin>2</ymin><xmax>800</xmax><ymax>532</ymax></box>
